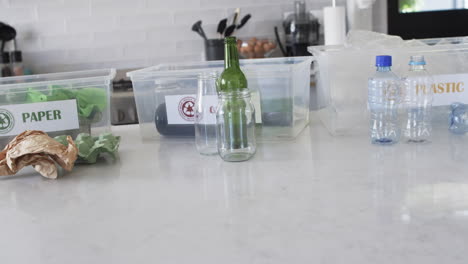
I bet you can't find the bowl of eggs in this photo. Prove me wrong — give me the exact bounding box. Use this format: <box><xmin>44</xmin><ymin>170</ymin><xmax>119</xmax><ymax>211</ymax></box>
<box><xmin>237</xmin><ymin>37</ymin><xmax>278</xmax><ymax>59</ymax></box>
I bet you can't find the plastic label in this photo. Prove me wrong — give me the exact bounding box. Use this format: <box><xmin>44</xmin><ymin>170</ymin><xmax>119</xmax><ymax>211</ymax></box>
<box><xmin>432</xmin><ymin>73</ymin><xmax>468</xmax><ymax>106</ymax></box>
<box><xmin>0</xmin><ymin>99</ymin><xmax>79</xmax><ymax>136</ymax></box>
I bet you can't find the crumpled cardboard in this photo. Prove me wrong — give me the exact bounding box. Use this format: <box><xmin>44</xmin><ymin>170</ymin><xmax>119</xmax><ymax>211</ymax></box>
<box><xmin>0</xmin><ymin>130</ymin><xmax>78</xmax><ymax>179</ymax></box>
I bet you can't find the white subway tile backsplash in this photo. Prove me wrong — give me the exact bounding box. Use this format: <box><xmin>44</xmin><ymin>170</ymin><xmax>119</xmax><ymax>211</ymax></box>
<box><xmin>23</xmin><ymin>50</ymin><xmax>68</xmax><ymax>65</ymax></box>
<box><xmin>67</xmin><ymin>46</ymin><xmax>123</xmax><ymax>64</ymax></box>
<box><xmin>146</xmin><ymin>0</ymin><xmax>200</xmax><ymax>11</ymax></box>
<box><xmin>41</xmin><ymin>33</ymin><xmax>93</xmax><ymax>50</ymax></box>
<box><xmin>16</xmin><ymin>37</ymin><xmax>41</xmax><ymax>51</ymax></box>
<box><xmin>0</xmin><ymin>0</ymin><xmax>352</xmax><ymax>73</ymax></box>
<box><xmin>66</xmin><ymin>15</ymin><xmax>117</xmax><ymax>33</ymax></box>
<box><xmin>147</xmin><ymin>25</ymin><xmax>201</xmax><ymax>42</ymax></box>
<box><xmin>13</xmin><ymin>20</ymin><xmax>66</xmax><ymax>38</ymax></box>
<box><xmin>0</xmin><ymin>7</ymin><xmax>36</xmax><ymax>23</ymax></box>
<box><xmin>119</xmin><ymin>12</ymin><xmax>174</xmax><ymax>30</ymax></box>
<box><xmin>93</xmin><ymin>30</ymin><xmax>147</xmax><ymax>47</ymax></box>
<box><xmin>123</xmin><ymin>41</ymin><xmax>175</xmax><ymax>59</ymax></box>
<box><xmin>37</xmin><ymin>3</ymin><xmax>90</xmax><ymax>19</ymax></box>
<box><xmin>91</xmin><ymin>0</ymin><xmax>145</xmax><ymax>16</ymax></box>
<box><xmin>174</xmin><ymin>9</ymin><xmax>227</xmax><ymax>26</ymax></box>
<box><xmin>199</xmin><ymin>0</ymin><xmax>254</xmax><ymax>8</ymax></box>
<box><xmin>175</xmin><ymin>39</ymin><xmax>204</xmax><ymax>55</ymax></box>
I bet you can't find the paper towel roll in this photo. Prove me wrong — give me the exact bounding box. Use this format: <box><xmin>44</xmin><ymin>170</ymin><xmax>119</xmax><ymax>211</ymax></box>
<box><xmin>324</xmin><ymin>6</ymin><xmax>346</xmax><ymax>45</ymax></box>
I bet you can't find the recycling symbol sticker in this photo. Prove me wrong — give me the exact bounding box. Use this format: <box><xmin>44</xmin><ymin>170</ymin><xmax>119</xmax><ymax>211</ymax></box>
<box><xmin>178</xmin><ymin>97</ymin><xmax>195</xmax><ymax>121</ymax></box>
<box><xmin>0</xmin><ymin>109</ymin><xmax>14</xmax><ymax>134</ymax></box>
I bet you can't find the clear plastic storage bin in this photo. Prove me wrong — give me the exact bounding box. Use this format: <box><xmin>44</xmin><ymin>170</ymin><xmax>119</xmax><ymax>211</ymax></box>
<box><xmin>0</xmin><ymin>69</ymin><xmax>115</xmax><ymax>147</ymax></box>
<box><xmin>128</xmin><ymin>57</ymin><xmax>312</xmax><ymax>141</ymax></box>
<box><xmin>309</xmin><ymin>37</ymin><xmax>468</xmax><ymax>135</ymax></box>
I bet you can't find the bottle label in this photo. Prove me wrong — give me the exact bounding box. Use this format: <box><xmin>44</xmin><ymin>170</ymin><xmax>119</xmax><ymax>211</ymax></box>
<box><xmin>431</xmin><ymin>73</ymin><xmax>468</xmax><ymax>106</ymax></box>
<box><xmin>165</xmin><ymin>93</ymin><xmax>262</xmax><ymax>125</ymax></box>
<box><xmin>0</xmin><ymin>99</ymin><xmax>79</xmax><ymax>136</ymax></box>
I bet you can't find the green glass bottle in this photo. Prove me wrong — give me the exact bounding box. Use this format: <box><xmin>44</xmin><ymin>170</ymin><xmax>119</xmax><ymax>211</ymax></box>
<box><xmin>217</xmin><ymin>37</ymin><xmax>248</xmax><ymax>93</ymax></box>
<box><xmin>216</xmin><ymin>37</ymin><xmax>250</xmax><ymax>153</ymax></box>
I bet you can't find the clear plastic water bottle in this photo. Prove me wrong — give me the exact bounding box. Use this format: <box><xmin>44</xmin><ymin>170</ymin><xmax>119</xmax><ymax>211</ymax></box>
<box><xmin>449</xmin><ymin>102</ymin><xmax>468</xmax><ymax>134</ymax></box>
<box><xmin>368</xmin><ymin>55</ymin><xmax>401</xmax><ymax>145</ymax></box>
<box><xmin>402</xmin><ymin>55</ymin><xmax>433</xmax><ymax>143</ymax></box>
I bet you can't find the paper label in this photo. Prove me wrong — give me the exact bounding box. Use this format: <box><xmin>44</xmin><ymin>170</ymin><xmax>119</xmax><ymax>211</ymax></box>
<box><xmin>166</xmin><ymin>93</ymin><xmax>262</xmax><ymax>125</ymax></box>
<box><xmin>432</xmin><ymin>73</ymin><xmax>468</xmax><ymax>106</ymax></box>
<box><xmin>165</xmin><ymin>95</ymin><xmax>197</xmax><ymax>125</ymax></box>
<box><xmin>0</xmin><ymin>99</ymin><xmax>79</xmax><ymax>136</ymax></box>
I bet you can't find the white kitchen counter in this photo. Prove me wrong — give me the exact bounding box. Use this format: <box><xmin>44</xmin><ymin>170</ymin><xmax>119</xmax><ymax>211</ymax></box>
<box><xmin>1</xmin><ymin>116</ymin><xmax>468</xmax><ymax>264</ymax></box>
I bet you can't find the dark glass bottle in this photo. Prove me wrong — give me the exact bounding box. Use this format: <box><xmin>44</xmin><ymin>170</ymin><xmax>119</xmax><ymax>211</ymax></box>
<box><xmin>154</xmin><ymin>103</ymin><xmax>195</xmax><ymax>137</ymax></box>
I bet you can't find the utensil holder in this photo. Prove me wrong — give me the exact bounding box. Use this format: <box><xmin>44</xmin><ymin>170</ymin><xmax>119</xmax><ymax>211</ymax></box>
<box><xmin>205</xmin><ymin>39</ymin><xmax>224</xmax><ymax>61</ymax></box>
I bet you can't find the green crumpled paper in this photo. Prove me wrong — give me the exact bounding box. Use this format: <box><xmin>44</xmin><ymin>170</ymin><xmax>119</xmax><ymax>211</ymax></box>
<box><xmin>55</xmin><ymin>133</ymin><xmax>120</xmax><ymax>164</ymax></box>
<box><xmin>26</xmin><ymin>86</ymin><xmax>107</xmax><ymax>120</ymax></box>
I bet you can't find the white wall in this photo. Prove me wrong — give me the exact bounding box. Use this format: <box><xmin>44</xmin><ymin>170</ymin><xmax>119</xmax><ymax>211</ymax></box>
<box><xmin>0</xmin><ymin>0</ymin><xmax>343</xmax><ymax>74</ymax></box>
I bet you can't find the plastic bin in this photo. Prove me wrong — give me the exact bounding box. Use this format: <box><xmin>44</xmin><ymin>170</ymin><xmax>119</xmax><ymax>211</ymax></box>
<box><xmin>0</xmin><ymin>69</ymin><xmax>115</xmax><ymax>147</ymax></box>
<box><xmin>128</xmin><ymin>56</ymin><xmax>312</xmax><ymax>141</ymax></box>
<box><xmin>309</xmin><ymin>37</ymin><xmax>468</xmax><ymax>135</ymax></box>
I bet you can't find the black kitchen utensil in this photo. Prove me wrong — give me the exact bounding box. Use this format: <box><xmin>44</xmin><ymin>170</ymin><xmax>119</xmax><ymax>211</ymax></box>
<box><xmin>224</xmin><ymin>25</ymin><xmax>236</xmax><ymax>37</ymax></box>
<box><xmin>237</xmin><ymin>14</ymin><xmax>251</xmax><ymax>29</ymax></box>
<box><xmin>0</xmin><ymin>22</ymin><xmax>16</xmax><ymax>52</ymax></box>
<box><xmin>217</xmin><ymin>18</ymin><xmax>228</xmax><ymax>37</ymax></box>
<box><xmin>274</xmin><ymin>26</ymin><xmax>288</xmax><ymax>57</ymax></box>
<box><xmin>191</xmin><ymin>20</ymin><xmax>207</xmax><ymax>41</ymax></box>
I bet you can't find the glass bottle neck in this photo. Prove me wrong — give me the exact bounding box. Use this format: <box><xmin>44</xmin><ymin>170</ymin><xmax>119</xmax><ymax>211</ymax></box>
<box><xmin>376</xmin><ymin>66</ymin><xmax>391</xmax><ymax>72</ymax></box>
<box><xmin>224</xmin><ymin>42</ymin><xmax>240</xmax><ymax>69</ymax></box>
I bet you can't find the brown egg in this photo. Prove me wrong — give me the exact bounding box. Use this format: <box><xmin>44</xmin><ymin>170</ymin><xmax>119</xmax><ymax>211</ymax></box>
<box><xmin>263</xmin><ymin>43</ymin><xmax>271</xmax><ymax>52</ymax></box>
<box><xmin>245</xmin><ymin>45</ymin><xmax>254</xmax><ymax>53</ymax></box>
<box><xmin>269</xmin><ymin>43</ymin><xmax>277</xmax><ymax>49</ymax></box>
<box><xmin>254</xmin><ymin>45</ymin><xmax>264</xmax><ymax>54</ymax></box>
<box><xmin>239</xmin><ymin>46</ymin><xmax>247</xmax><ymax>54</ymax></box>
<box><xmin>250</xmin><ymin>37</ymin><xmax>258</xmax><ymax>43</ymax></box>
<box><xmin>247</xmin><ymin>52</ymin><xmax>255</xmax><ymax>59</ymax></box>
<box><xmin>261</xmin><ymin>39</ymin><xmax>269</xmax><ymax>44</ymax></box>
<box><xmin>255</xmin><ymin>52</ymin><xmax>265</xmax><ymax>58</ymax></box>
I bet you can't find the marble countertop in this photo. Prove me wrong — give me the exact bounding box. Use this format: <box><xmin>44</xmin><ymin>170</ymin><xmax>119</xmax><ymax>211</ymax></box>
<box><xmin>1</xmin><ymin>116</ymin><xmax>468</xmax><ymax>264</ymax></box>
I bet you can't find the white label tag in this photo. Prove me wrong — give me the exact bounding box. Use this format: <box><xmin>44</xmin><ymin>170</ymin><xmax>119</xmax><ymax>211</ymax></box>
<box><xmin>165</xmin><ymin>95</ymin><xmax>196</xmax><ymax>125</ymax></box>
<box><xmin>0</xmin><ymin>99</ymin><xmax>79</xmax><ymax>136</ymax></box>
<box><xmin>166</xmin><ymin>93</ymin><xmax>263</xmax><ymax>125</ymax></box>
<box><xmin>433</xmin><ymin>73</ymin><xmax>468</xmax><ymax>106</ymax></box>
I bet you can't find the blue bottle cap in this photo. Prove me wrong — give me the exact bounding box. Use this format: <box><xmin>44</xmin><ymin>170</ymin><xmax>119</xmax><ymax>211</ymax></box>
<box><xmin>376</xmin><ymin>55</ymin><xmax>392</xmax><ymax>67</ymax></box>
<box><xmin>409</xmin><ymin>55</ymin><xmax>426</xmax><ymax>65</ymax></box>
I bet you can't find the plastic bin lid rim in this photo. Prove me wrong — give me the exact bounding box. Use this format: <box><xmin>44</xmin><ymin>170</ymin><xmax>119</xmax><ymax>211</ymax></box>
<box><xmin>308</xmin><ymin>36</ymin><xmax>468</xmax><ymax>54</ymax></box>
<box><xmin>127</xmin><ymin>56</ymin><xmax>313</xmax><ymax>79</ymax></box>
<box><xmin>0</xmin><ymin>68</ymin><xmax>117</xmax><ymax>89</ymax></box>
